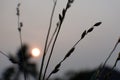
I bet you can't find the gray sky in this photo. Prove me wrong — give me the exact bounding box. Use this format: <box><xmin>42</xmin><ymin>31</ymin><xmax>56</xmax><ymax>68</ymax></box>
<box><xmin>0</xmin><ymin>0</ymin><xmax>120</xmax><ymax>78</ymax></box>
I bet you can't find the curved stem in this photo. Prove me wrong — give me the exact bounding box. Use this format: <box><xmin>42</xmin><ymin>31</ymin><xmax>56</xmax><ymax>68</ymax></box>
<box><xmin>43</xmin><ymin>26</ymin><xmax>60</xmax><ymax>80</ymax></box>
<box><xmin>38</xmin><ymin>1</ymin><xmax>57</xmax><ymax>80</ymax></box>
<box><xmin>42</xmin><ymin>2</ymin><xmax>58</xmax><ymax>80</ymax></box>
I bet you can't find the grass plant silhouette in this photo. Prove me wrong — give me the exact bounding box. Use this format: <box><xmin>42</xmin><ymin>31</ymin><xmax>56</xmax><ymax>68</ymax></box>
<box><xmin>1</xmin><ymin>0</ymin><xmax>120</xmax><ymax>80</ymax></box>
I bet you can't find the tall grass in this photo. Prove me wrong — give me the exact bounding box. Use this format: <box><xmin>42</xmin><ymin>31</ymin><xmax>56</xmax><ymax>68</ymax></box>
<box><xmin>37</xmin><ymin>0</ymin><xmax>102</xmax><ymax>80</ymax></box>
<box><xmin>38</xmin><ymin>0</ymin><xmax>57</xmax><ymax>80</ymax></box>
<box><xmin>16</xmin><ymin>2</ymin><xmax>28</xmax><ymax>80</ymax></box>
<box><xmin>1</xmin><ymin>0</ymin><xmax>120</xmax><ymax>80</ymax></box>
<box><xmin>39</xmin><ymin>0</ymin><xmax>75</xmax><ymax>80</ymax></box>
<box><xmin>14</xmin><ymin>0</ymin><xmax>102</xmax><ymax>80</ymax></box>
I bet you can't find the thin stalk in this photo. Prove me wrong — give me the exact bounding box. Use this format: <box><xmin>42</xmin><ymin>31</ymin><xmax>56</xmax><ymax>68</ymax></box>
<box><xmin>73</xmin><ymin>39</ymin><xmax>82</xmax><ymax>48</ymax></box>
<box><xmin>42</xmin><ymin>2</ymin><xmax>58</xmax><ymax>80</ymax></box>
<box><xmin>97</xmin><ymin>41</ymin><xmax>119</xmax><ymax>80</ymax></box>
<box><xmin>46</xmin><ymin>72</ymin><xmax>52</xmax><ymax>80</ymax></box>
<box><xmin>46</xmin><ymin>60</ymin><xmax>63</xmax><ymax>80</ymax></box>
<box><xmin>46</xmin><ymin>23</ymin><xmax>102</xmax><ymax>79</ymax></box>
<box><xmin>18</xmin><ymin>18</ymin><xmax>27</xmax><ymax>80</ymax></box>
<box><xmin>109</xmin><ymin>55</ymin><xmax>119</xmax><ymax>78</ymax></box>
<box><xmin>16</xmin><ymin>3</ymin><xmax>27</xmax><ymax>80</ymax></box>
<box><xmin>102</xmin><ymin>42</ymin><xmax>118</xmax><ymax>70</ymax></box>
<box><xmin>45</xmin><ymin>33</ymin><xmax>83</xmax><ymax>80</ymax></box>
<box><xmin>43</xmin><ymin>22</ymin><xmax>61</xmax><ymax>80</ymax></box>
<box><xmin>0</xmin><ymin>51</ymin><xmax>9</xmax><ymax>58</ymax></box>
<box><xmin>42</xmin><ymin>0</ymin><xmax>75</xmax><ymax>78</ymax></box>
<box><xmin>38</xmin><ymin>1</ymin><xmax>57</xmax><ymax>80</ymax></box>
<box><xmin>104</xmin><ymin>59</ymin><xmax>118</xmax><ymax>80</ymax></box>
<box><xmin>112</xmin><ymin>59</ymin><xmax>118</xmax><ymax>70</ymax></box>
<box><xmin>43</xmin><ymin>0</ymin><xmax>76</xmax><ymax>79</ymax></box>
<box><xmin>73</xmin><ymin>25</ymin><xmax>94</xmax><ymax>48</ymax></box>
<box><xmin>46</xmin><ymin>25</ymin><xmax>58</xmax><ymax>53</ymax></box>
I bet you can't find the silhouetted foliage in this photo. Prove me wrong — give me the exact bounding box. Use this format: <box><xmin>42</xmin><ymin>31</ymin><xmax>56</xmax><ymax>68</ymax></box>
<box><xmin>1</xmin><ymin>0</ymin><xmax>119</xmax><ymax>80</ymax></box>
<box><xmin>1</xmin><ymin>67</ymin><xmax>15</xmax><ymax>80</ymax></box>
<box><xmin>0</xmin><ymin>44</ymin><xmax>38</xmax><ymax>80</ymax></box>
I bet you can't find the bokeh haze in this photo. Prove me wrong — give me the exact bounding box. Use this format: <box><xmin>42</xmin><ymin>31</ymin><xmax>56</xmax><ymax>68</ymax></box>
<box><xmin>0</xmin><ymin>0</ymin><xmax>120</xmax><ymax>78</ymax></box>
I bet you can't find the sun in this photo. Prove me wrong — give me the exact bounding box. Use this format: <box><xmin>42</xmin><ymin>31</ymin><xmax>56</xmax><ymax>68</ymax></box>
<box><xmin>31</xmin><ymin>48</ymin><xmax>41</xmax><ymax>57</ymax></box>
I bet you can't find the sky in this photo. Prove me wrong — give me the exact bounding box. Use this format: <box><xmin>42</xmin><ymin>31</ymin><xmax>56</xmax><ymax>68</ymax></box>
<box><xmin>0</xmin><ymin>0</ymin><xmax>120</xmax><ymax>78</ymax></box>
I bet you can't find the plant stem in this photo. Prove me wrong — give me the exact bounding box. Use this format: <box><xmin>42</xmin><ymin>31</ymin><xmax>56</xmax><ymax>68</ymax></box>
<box><xmin>16</xmin><ymin>2</ymin><xmax>27</xmax><ymax>80</ymax></box>
<box><xmin>19</xmin><ymin>31</ymin><xmax>27</xmax><ymax>80</ymax></box>
<box><xmin>97</xmin><ymin>41</ymin><xmax>119</xmax><ymax>80</ymax></box>
<box><xmin>0</xmin><ymin>51</ymin><xmax>9</xmax><ymax>58</ymax></box>
<box><xmin>104</xmin><ymin>59</ymin><xmax>118</xmax><ymax>80</ymax></box>
<box><xmin>38</xmin><ymin>1</ymin><xmax>57</xmax><ymax>80</ymax></box>
<box><xmin>43</xmin><ymin>25</ymin><xmax>60</xmax><ymax>80</ymax></box>
<box><xmin>42</xmin><ymin>1</ymin><xmax>58</xmax><ymax>80</ymax></box>
<box><xmin>46</xmin><ymin>23</ymin><xmax>101</xmax><ymax>79</ymax></box>
<box><xmin>46</xmin><ymin>25</ymin><xmax>58</xmax><ymax>53</ymax></box>
<box><xmin>102</xmin><ymin>42</ymin><xmax>118</xmax><ymax>70</ymax></box>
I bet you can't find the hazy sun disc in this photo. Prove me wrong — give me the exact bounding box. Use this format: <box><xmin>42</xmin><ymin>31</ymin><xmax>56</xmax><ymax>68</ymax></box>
<box><xmin>31</xmin><ymin>48</ymin><xmax>41</xmax><ymax>57</ymax></box>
